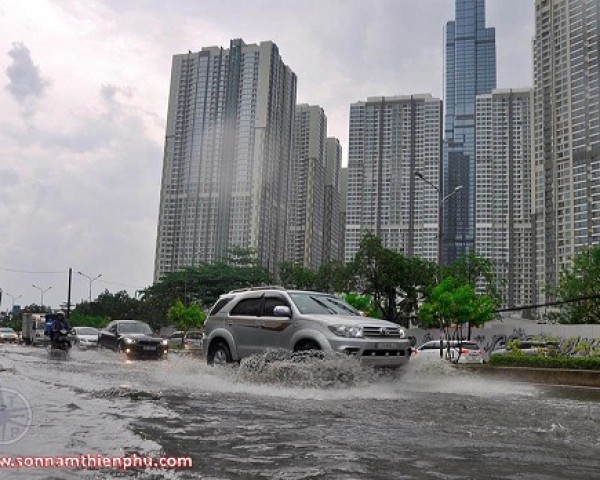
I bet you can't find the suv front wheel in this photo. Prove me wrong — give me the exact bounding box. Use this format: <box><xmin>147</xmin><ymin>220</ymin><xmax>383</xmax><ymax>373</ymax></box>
<box><xmin>207</xmin><ymin>340</ymin><xmax>233</xmax><ymax>366</ymax></box>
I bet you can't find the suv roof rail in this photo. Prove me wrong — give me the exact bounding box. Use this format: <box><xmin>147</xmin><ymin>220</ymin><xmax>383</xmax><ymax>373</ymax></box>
<box><xmin>228</xmin><ymin>285</ymin><xmax>286</xmax><ymax>293</ymax></box>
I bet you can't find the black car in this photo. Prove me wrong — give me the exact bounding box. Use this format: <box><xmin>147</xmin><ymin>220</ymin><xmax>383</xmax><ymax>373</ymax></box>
<box><xmin>98</xmin><ymin>320</ymin><xmax>168</xmax><ymax>359</ymax></box>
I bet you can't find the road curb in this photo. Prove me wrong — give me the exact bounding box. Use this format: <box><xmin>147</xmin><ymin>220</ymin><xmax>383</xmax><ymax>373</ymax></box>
<box><xmin>461</xmin><ymin>365</ymin><xmax>600</xmax><ymax>388</ymax></box>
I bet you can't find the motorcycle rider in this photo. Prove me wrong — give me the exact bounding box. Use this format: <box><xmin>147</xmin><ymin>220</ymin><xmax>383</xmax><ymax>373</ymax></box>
<box><xmin>50</xmin><ymin>311</ymin><xmax>71</xmax><ymax>349</ymax></box>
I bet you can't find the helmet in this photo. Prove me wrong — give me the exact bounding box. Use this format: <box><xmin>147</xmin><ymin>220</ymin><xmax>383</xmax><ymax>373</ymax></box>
<box><xmin>56</xmin><ymin>311</ymin><xmax>65</xmax><ymax>319</ymax></box>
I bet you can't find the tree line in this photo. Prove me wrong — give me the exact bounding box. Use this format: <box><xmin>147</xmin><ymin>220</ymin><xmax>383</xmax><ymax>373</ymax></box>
<box><xmin>6</xmin><ymin>235</ymin><xmax>600</xmax><ymax>332</ymax></box>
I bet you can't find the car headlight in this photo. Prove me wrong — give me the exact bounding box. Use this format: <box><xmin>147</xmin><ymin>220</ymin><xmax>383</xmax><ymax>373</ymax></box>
<box><xmin>398</xmin><ymin>329</ymin><xmax>406</xmax><ymax>339</ymax></box>
<box><xmin>124</xmin><ymin>338</ymin><xmax>135</xmax><ymax>344</ymax></box>
<box><xmin>328</xmin><ymin>325</ymin><xmax>364</xmax><ymax>338</ymax></box>
<box><xmin>162</xmin><ymin>340</ymin><xmax>168</xmax><ymax>346</ymax></box>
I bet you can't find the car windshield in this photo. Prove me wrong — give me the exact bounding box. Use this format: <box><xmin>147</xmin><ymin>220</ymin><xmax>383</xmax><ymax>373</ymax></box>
<box><xmin>288</xmin><ymin>293</ymin><xmax>361</xmax><ymax>316</ymax></box>
<box><xmin>0</xmin><ymin>328</ymin><xmax>14</xmax><ymax>333</ymax></box>
<box><xmin>76</xmin><ymin>327</ymin><xmax>99</xmax><ymax>336</ymax></box>
<box><xmin>118</xmin><ymin>322</ymin><xmax>153</xmax><ymax>334</ymax></box>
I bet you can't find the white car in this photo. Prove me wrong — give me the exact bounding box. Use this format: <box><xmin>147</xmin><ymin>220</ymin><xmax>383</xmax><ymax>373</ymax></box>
<box><xmin>0</xmin><ymin>327</ymin><xmax>18</xmax><ymax>343</ymax></box>
<box><xmin>70</xmin><ymin>327</ymin><xmax>100</xmax><ymax>349</ymax></box>
<box><xmin>415</xmin><ymin>340</ymin><xmax>484</xmax><ymax>364</ymax></box>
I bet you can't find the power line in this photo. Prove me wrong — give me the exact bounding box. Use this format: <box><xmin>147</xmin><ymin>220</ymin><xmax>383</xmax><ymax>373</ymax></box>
<box><xmin>0</xmin><ymin>267</ymin><xmax>68</xmax><ymax>274</ymax></box>
<box><xmin>496</xmin><ymin>294</ymin><xmax>600</xmax><ymax>313</ymax></box>
<box><xmin>0</xmin><ymin>266</ymin><xmax>146</xmax><ymax>290</ymax></box>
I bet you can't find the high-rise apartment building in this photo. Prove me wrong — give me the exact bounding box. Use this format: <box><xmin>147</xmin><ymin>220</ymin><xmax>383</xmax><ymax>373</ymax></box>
<box><xmin>345</xmin><ymin>95</ymin><xmax>443</xmax><ymax>263</ymax></box>
<box><xmin>444</xmin><ymin>0</ymin><xmax>496</xmax><ymax>264</ymax></box>
<box><xmin>323</xmin><ymin>137</ymin><xmax>344</xmax><ymax>263</ymax></box>
<box><xmin>287</xmin><ymin>104</ymin><xmax>327</xmax><ymax>269</ymax></box>
<box><xmin>533</xmin><ymin>0</ymin><xmax>600</xmax><ymax>304</ymax></box>
<box><xmin>475</xmin><ymin>89</ymin><xmax>534</xmax><ymax>309</ymax></box>
<box><xmin>340</xmin><ymin>167</ymin><xmax>348</xmax><ymax>262</ymax></box>
<box><xmin>154</xmin><ymin>39</ymin><xmax>297</xmax><ymax>281</ymax></box>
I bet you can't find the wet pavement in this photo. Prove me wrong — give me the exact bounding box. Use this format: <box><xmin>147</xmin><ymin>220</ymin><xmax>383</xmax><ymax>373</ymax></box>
<box><xmin>1</xmin><ymin>344</ymin><xmax>599</xmax><ymax>479</ymax></box>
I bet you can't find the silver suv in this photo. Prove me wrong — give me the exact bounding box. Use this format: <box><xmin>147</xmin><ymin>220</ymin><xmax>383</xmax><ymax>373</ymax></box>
<box><xmin>203</xmin><ymin>287</ymin><xmax>412</xmax><ymax>369</ymax></box>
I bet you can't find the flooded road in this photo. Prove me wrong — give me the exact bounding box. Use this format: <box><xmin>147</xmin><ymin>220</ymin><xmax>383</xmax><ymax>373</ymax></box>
<box><xmin>1</xmin><ymin>345</ymin><xmax>599</xmax><ymax>479</ymax></box>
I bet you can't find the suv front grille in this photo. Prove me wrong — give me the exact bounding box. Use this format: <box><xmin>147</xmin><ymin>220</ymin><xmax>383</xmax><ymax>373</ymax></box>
<box><xmin>362</xmin><ymin>326</ymin><xmax>401</xmax><ymax>337</ymax></box>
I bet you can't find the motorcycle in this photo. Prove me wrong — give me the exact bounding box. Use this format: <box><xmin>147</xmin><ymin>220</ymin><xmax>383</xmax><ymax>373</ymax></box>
<box><xmin>49</xmin><ymin>329</ymin><xmax>72</xmax><ymax>356</ymax></box>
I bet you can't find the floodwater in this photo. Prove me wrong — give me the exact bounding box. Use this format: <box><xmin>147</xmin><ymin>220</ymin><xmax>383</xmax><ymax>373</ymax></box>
<box><xmin>1</xmin><ymin>344</ymin><xmax>599</xmax><ymax>479</ymax></box>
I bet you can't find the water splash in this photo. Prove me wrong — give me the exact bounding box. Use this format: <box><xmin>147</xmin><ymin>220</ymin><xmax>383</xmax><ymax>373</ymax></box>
<box><xmin>234</xmin><ymin>350</ymin><xmax>374</xmax><ymax>389</ymax></box>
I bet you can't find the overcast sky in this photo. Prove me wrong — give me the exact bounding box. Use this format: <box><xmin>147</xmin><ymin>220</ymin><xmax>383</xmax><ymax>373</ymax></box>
<box><xmin>0</xmin><ymin>0</ymin><xmax>534</xmax><ymax>309</ymax></box>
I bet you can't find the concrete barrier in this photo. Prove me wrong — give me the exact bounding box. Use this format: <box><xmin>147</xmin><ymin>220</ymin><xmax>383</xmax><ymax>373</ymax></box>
<box><xmin>462</xmin><ymin>365</ymin><xmax>600</xmax><ymax>388</ymax></box>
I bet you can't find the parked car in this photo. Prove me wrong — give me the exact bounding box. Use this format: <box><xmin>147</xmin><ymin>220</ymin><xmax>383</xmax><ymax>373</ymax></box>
<box><xmin>168</xmin><ymin>330</ymin><xmax>204</xmax><ymax>350</ymax></box>
<box><xmin>98</xmin><ymin>320</ymin><xmax>168</xmax><ymax>359</ymax></box>
<box><xmin>0</xmin><ymin>327</ymin><xmax>18</xmax><ymax>343</ymax></box>
<box><xmin>69</xmin><ymin>327</ymin><xmax>99</xmax><ymax>349</ymax></box>
<box><xmin>203</xmin><ymin>287</ymin><xmax>412</xmax><ymax>369</ymax></box>
<box><xmin>446</xmin><ymin>341</ymin><xmax>484</xmax><ymax>364</ymax></box>
<box><xmin>414</xmin><ymin>340</ymin><xmax>484</xmax><ymax>364</ymax></box>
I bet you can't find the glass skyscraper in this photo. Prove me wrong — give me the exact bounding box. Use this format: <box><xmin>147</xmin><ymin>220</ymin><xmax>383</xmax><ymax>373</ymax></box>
<box><xmin>443</xmin><ymin>0</ymin><xmax>496</xmax><ymax>264</ymax></box>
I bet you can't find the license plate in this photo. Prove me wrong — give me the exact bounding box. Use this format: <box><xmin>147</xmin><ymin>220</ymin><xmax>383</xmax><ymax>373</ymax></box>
<box><xmin>143</xmin><ymin>346</ymin><xmax>156</xmax><ymax>351</ymax></box>
<box><xmin>377</xmin><ymin>342</ymin><xmax>400</xmax><ymax>350</ymax></box>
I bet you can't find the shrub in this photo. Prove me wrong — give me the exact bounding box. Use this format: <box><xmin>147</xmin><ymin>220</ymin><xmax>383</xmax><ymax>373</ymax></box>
<box><xmin>488</xmin><ymin>354</ymin><xmax>600</xmax><ymax>371</ymax></box>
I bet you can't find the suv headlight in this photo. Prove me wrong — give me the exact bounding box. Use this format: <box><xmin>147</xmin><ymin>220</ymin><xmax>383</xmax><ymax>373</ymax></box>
<box><xmin>328</xmin><ymin>325</ymin><xmax>364</xmax><ymax>338</ymax></box>
<box><xmin>398</xmin><ymin>329</ymin><xmax>406</xmax><ymax>339</ymax></box>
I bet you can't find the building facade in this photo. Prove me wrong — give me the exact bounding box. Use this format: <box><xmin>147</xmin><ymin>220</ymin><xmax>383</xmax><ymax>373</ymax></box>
<box><xmin>154</xmin><ymin>39</ymin><xmax>297</xmax><ymax>281</ymax></box>
<box><xmin>533</xmin><ymin>0</ymin><xmax>600</xmax><ymax>304</ymax></box>
<box><xmin>323</xmin><ymin>137</ymin><xmax>344</xmax><ymax>263</ymax></box>
<box><xmin>287</xmin><ymin>104</ymin><xmax>327</xmax><ymax>269</ymax></box>
<box><xmin>340</xmin><ymin>167</ymin><xmax>348</xmax><ymax>262</ymax></box>
<box><xmin>475</xmin><ymin>89</ymin><xmax>534</xmax><ymax>309</ymax></box>
<box><xmin>345</xmin><ymin>95</ymin><xmax>443</xmax><ymax>263</ymax></box>
<box><xmin>444</xmin><ymin>0</ymin><xmax>497</xmax><ymax>264</ymax></box>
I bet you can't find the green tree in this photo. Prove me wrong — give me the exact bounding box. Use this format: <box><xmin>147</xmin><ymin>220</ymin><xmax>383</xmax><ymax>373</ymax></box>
<box><xmin>351</xmin><ymin>232</ymin><xmax>437</xmax><ymax>325</ymax></box>
<box><xmin>167</xmin><ymin>300</ymin><xmax>206</xmax><ymax>346</ymax></box>
<box><xmin>142</xmin><ymin>248</ymin><xmax>272</xmax><ymax>322</ymax></box>
<box><xmin>74</xmin><ymin>290</ymin><xmax>144</xmax><ymax>321</ymax></box>
<box><xmin>445</xmin><ymin>252</ymin><xmax>502</xmax><ymax>304</ymax></box>
<box><xmin>342</xmin><ymin>293</ymin><xmax>381</xmax><ymax>318</ymax></box>
<box><xmin>278</xmin><ymin>261</ymin><xmax>318</xmax><ymax>290</ymax></box>
<box><xmin>418</xmin><ymin>276</ymin><xmax>497</xmax><ymax>338</ymax></box>
<box><xmin>68</xmin><ymin>310</ymin><xmax>109</xmax><ymax>329</ymax></box>
<box><xmin>548</xmin><ymin>246</ymin><xmax>600</xmax><ymax>324</ymax></box>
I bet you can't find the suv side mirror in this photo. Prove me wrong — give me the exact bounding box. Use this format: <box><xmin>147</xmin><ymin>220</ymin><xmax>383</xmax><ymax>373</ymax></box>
<box><xmin>273</xmin><ymin>305</ymin><xmax>292</xmax><ymax>317</ymax></box>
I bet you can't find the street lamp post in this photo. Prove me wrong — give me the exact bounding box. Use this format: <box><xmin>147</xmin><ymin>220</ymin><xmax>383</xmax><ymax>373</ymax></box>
<box><xmin>414</xmin><ymin>171</ymin><xmax>463</xmax><ymax>358</ymax></box>
<box><xmin>77</xmin><ymin>272</ymin><xmax>102</xmax><ymax>302</ymax></box>
<box><xmin>414</xmin><ymin>171</ymin><xmax>463</xmax><ymax>266</ymax></box>
<box><xmin>32</xmin><ymin>285</ymin><xmax>52</xmax><ymax>308</ymax></box>
<box><xmin>5</xmin><ymin>292</ymin><xmax>22</xmax><ymax>313</ymax></box>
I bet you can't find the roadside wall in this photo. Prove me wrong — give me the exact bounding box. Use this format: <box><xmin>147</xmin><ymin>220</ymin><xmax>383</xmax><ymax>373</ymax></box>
<box><xmin>407</xmin><ymin>323</ymin><xmax>600</xmax><ymax>355</ymax></box>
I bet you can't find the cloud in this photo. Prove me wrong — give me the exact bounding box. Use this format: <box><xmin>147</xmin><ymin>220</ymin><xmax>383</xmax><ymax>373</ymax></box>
<box><xmin>5</xmin><ymin>42</ymin><xmax>50</xmax><ymax>117</ymax></box>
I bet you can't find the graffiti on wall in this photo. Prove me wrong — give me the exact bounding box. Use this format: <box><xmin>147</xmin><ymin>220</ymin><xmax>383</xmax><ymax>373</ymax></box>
<box><xmin>408</xmin><ymin>324</ymin><xmax>600</xmax><ymax>355</ymax></box>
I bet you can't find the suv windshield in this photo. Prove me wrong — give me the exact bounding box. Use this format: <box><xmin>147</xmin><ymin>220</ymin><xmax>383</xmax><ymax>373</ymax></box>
<box><xmin>289</xmin><ymin>293</ymin><xmax>361</xmax><ymax>316</ymax></box>
<box><xmin>118</xmin><ymin>322</ymin><xmax>153</xmax><ymax>334</ymax></box>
